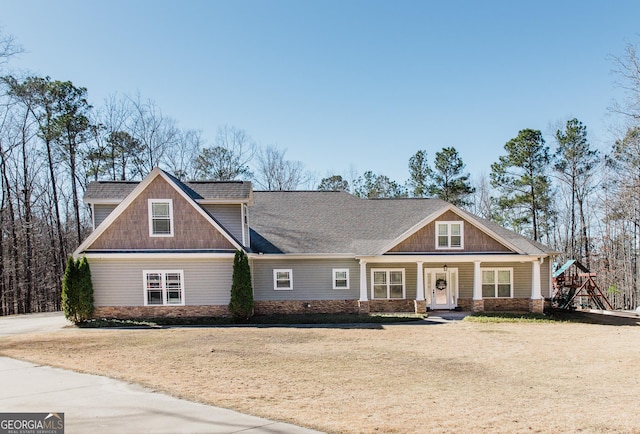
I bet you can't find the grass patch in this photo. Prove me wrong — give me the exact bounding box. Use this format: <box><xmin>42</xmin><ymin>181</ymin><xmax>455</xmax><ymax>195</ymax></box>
<box><xmin>465</xmin><ymin>309</ymin><xmax>640</xmax><ymax>326</ymax></box>
<box><xmin>77</xmin><ymin>312</ymin><xmax>425</xmax><ymax>328</ymax></box>
<box><xmin>464</xmin><ymin>312</ymin><xmax>553</xmax><ymax>323</ymax></box>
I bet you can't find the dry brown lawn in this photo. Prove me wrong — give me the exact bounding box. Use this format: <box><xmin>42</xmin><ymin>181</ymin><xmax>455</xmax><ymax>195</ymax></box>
<box><xmin>2</xmin><ymin>317</ymin><xmax>640</xmax><ymax>433</ymax></box>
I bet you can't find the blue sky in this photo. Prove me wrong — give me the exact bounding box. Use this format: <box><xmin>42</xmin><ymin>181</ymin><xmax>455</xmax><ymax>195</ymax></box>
<box><xmin>2</xmin><ymin>1</ymin><xmax>638</xmax><ymax>186</ymax></box>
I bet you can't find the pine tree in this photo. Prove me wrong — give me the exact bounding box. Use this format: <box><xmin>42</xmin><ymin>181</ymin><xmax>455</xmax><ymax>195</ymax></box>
<box><xmin>228</xmin><ymin>250</ymin><xmax>254</xmax><ymax>320</ymax></box>
<box><xmin>428</xmin><ymin>147</ymin><xmax>475</xmax><ymax>207</ymax></box>
<box><xmin>490</xmin><ymin>129</ymin><xmax>551</xmax><ymax>242</ymax></box>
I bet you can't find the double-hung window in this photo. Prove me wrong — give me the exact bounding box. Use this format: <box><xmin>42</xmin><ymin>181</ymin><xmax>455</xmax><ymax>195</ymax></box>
<box><xmin>144</xmin><ymin>270</ymin><xmax>184</xmax><ymax>305</ymax></box>
<box><xmin>273</xmin><ymin>269</ymin><xmax>293</xmax><ymax>290</ymax></box>
<box><xmin>481</xmin><ymin>268</ymin><xmax>513</xmax><ymax>298</ymax></box>
<box><xmin>371</xmin><ymin>269</ymin><xmax>405</xmax><ymax>299</ymax></box>
<box><xmin>436</xmin><ymin>221</ymin><xmax>463</xmax><ymax>249</ymax></box>
<box><xmin>332</xmin><ymin>269</ymin><xmax>350</xmax><ymax>289</ymax></box>
<box><xmin>149</xmin><ymin>199</ymin><xmax>174</xmax><ymax>237</ymax></box>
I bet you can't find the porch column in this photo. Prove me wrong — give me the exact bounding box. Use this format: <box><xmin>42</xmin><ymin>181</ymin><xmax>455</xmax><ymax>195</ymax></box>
<box><xmin>472</xmin><ymin>260</ymin><xmax>484</xmax><ymax>312</ymax></box>
<box><xmin>416</xmin><ymin>261</ymin><xmax>425</xmax><ymax>301</ymax></box>
<box><xmin>531</xmin><ymin>259</ymin><xmax>542</xmax><ymax>299</ymax></box>
<box><xmin>473</xmin><ymin>261</ymin><xmax>482</xmax><ymax>300</ymax></box>
<box><xmin>359</xmin><ymin>259</ymin><xmax>368</xmax><ymax>302</ymax></box>
<box><xmin>530</xmin><ymin>259</ymin><xmax>543</xmax><ymax>313</ymax></box>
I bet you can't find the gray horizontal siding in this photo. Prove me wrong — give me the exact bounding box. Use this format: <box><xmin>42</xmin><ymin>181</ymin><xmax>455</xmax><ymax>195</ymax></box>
<box><xmin>252</xmin><ymin>258</ymin><xmax>360</xmax><ymax>301</ymax></box>
<box><xmin>458</xmin><ymin>261</ymin><xmax>551</xmax><ymax>299</ymax></box>
<box><xmin>481</xmin><ymin>262</ymin><xmax>531</xmax><ymax>298</ymax></box>
<box><xmin>88</xmin><ymin>257</ymin><xmax>233</xmax><ymax>306</ymax></box>
<box><xmin>202</xmin><ymin>204</ymin><xmax>243</xmax><ymax>243</ymax></box>
<box><xmin>94</xmin><ymin>204</ymin><xmax>117</xmax><ymax>228</ymax></box>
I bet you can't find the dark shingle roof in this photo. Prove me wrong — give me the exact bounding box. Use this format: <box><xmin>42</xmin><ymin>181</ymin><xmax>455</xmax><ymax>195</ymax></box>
<box><xmin>84</xmin><ymin>181</ymin><xmax>138</xmax><ymax>200</ymax></box>
<box><xmin>249</xmin><ymin>191</ymin><xmax>553</xmax><ymax>256</ymax></box>
<box><xmin>84</xmin><ymin>179</ymin><xmax>252</xmax><ymax>202</ymax></box>
<box><xmin>83</xmin><ymin>170</ymin><xmax>553</xmax><ymax>257</ymax></box>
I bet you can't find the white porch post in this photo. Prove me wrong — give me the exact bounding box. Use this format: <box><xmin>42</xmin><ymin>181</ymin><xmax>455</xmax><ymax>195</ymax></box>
<box><xmin>359</xmin><ymin>259</ymin><xmax>368</xmax><ymax>301</ymax></box>
<box><xmin>416</xmin><ymin>261</ymin><xmax>425</xmax><ymax>301</ymax></box>
<box><xmin>531</xmin><ymin>259</ymin><xmax>542</xmax><ymax>300</ymax></box>
<box><xmin>472</xmin><ymin>260</ymin><xmax>484</xmax><ymax>312</ymax></box>
<box><xmin>473</xmin><ymin>261</ymin><xmax>482</xmax><ymax>300</ymax></box>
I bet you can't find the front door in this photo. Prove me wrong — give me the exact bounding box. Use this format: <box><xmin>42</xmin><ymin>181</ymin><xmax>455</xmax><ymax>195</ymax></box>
<box><xmin>426</xmin><ymin>268</ymin><xmax>458</xmax><ymax>310</ymax></box>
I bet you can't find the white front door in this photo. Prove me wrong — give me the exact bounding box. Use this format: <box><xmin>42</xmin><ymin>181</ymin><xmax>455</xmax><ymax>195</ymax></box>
<box><xmin>426</xmin><ymin>268</ymin><xmax>458</xmax><ymax>310</ymax></box>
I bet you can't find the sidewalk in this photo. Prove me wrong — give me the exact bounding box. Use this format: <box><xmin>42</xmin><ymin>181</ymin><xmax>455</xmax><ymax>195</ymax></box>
<box><xmin>0</xmin><ymin>356</ymin><xmax>322</xmax><ymax>434</ymax></box>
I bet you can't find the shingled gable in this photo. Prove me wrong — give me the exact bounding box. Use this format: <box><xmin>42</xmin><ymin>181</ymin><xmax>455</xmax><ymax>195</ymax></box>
<box><xmin>74</xmin><ymin>168</ymin><xmax>245</xmax><ymax>255</ymax></box>
<box><xmin>382</xmin><ymin>205</ymin><xmax>524</xmax><ymax>255</ymax></box>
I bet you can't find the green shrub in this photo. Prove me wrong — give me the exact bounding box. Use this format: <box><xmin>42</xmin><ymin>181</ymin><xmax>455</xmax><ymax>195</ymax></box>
<box><xmin>62</xmin><ymin>256</ymin><xmax>94</xmax><ymax>323</ymax></box>
<box><xmin>228</xmin><ymin>250</ymin><xmax>253</xmax><ymax>321</ymax></box>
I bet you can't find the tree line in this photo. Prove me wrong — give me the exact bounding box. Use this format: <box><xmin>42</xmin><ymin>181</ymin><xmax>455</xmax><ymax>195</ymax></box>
<box><xmin>1</xmin><ymin>27</ymin><xmax>640</xmax><ymax>314</ymax></box>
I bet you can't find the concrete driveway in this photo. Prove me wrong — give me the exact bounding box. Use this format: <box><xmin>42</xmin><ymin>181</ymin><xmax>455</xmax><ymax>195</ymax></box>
<box><xmin>0</xmin><ymin>313</ymin><xmax>322</xmax><ymax>434</ymax></box>
<box><xmin>0</xmin><ymin>311</ymin><xmax>72</xmax><ymax>337</ymax></box>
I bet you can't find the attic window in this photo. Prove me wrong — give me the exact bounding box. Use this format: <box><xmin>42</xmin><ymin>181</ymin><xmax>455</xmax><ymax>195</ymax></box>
<box><xmin>436</xmin><ymin>221</ymin><xmax>463</xmax><ymax>249</ymax></box>
<box><xmin>149</xmin><ymin>199</ymin><xmax>174</xmax><ymax>237</ymax></box>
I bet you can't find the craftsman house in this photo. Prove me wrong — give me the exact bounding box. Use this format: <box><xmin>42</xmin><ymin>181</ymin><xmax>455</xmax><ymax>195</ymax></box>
<box><xmin>74</xmin><ymin>167</ymin><xmax>556</xmax><ymax>318</ymax></box>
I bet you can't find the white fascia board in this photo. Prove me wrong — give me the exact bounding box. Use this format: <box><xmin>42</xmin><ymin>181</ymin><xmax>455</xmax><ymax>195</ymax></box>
<box><xmin>357</xmin><ymin>254</ymin><xmax>548</xmax><ymax>264</ymax></box>
<box><xmin>248</xmin><ymin>253</ymin><xmax>356</xmax><ymax>260</ymax></box>
<box><xmin>80</xmin><ymin>252</ymin><xmax>236</xmax><ymax>260</ymax></box>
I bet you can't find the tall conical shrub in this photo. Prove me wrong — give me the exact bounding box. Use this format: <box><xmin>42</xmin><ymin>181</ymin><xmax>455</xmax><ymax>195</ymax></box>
<box><xmin>228</xmin><ymin>250</ymin><xmax>253</xmax><ymax>321</ymax></box>
<box><xmin>62</xmin><ymin>256</ymin><xmax>80</xmax><ymax>322</ymax></box>
<box><xmin>62</xmin><ymin>256</ymin><xmax>94</xmax><ymax>323</ymax></box>
<box><xmin>77</xmin><ymin>256</ymin><xmax>94</xmax><ymax>320</ymax></box>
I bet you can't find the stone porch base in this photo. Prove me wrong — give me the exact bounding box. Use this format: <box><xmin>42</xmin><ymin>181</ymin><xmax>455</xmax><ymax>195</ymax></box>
<box><xmin>459</xmin><ymin>298</ymin><xmax>545</xmax><ymax>313</ymax></box>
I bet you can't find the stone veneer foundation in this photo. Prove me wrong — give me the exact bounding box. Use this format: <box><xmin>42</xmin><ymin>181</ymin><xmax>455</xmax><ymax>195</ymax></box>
<box><xmin>92</xmin><ymin>305</ymin><xmax>230</xmax><ymax>319</ymax></box>
<box><xmin>93</xmin><ymin>297</ymin><xmax>547</xmax><ymax>319</ymax></box>
<box><xmin>253</xmin><ymin>300</ymin><xmax>360</xmax><ymax>315</ymax></box>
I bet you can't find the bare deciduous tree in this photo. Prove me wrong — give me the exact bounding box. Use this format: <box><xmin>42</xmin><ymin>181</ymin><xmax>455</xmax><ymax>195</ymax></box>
<box><xmin>610</xmin><ymin>42</ymin><xmax>640</xmax><ymax>120</ymax></box>
<box><xmin>128</xmin><ymin>94</ymin><xmax>179</xmax><ymax>176</ymax></box>
<box><xmin>254</xmin><ymin>145</ymin><xmax>309</xmax><ymax>190</ymax></box>
<box><xmin>167</xmin><ymin>129</ymin><xmax>204</xmax><ymax>181</ymax></box>
<box><xmin>0</xmin><ymin>28</ymin><xmax>22</xmax><ymax>71</ymax></box>
<box><xmin>193</xmin><ymin>125</ymin><xmax>255</xmax><ymax>181</ymax></box>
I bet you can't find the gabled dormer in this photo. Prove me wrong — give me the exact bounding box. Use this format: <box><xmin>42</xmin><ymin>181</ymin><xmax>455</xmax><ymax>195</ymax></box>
<box><xmin>386</xmin><ymin>208</ymin><xmax>516</xmax><ymax>254</ymax></box>
<box><xmin>77</xmin><ymin>168</ymin><xmax>253</xmax><ymax>254</ymax></box>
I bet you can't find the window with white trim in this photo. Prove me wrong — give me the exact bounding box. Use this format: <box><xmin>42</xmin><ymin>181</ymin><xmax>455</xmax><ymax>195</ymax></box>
<box><xmin>371</xmin><ymin>269</ymin><xmax>405</xmax><ymax>299</ymax></box>
<box><xmin>481</xmin><ymin>268</ymin><xmax>513</xmax><ymax>298</ymax></box>
<box><xmin>149</xmin><ymin>199</ymin><xmax>174</xmax><ymax>237</ymax></box>
<box><xmin>273</xmin><ymin>269</ymin><xmax>293</xmax><ymax>290</ymax></box>
<box><xmin>332</xmin><ymin>269</ymin><xmax>350</xmax><ymax>289</ymax></box>
<box><xmin>436</xmin><ymin>221</ymin><xmax>463</xmax><ymax>249</ymax></box>
<box><xmin>143</xmin><ymin>270</ymin><xmax>184</xmax><ymax>305</ymax></box>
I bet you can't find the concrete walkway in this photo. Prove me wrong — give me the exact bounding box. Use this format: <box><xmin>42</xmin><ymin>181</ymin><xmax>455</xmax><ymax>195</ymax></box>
<box><xmin>0</xmin><ymin>313</ymin><xmax>322</xmax><ymax>434</ymax></box>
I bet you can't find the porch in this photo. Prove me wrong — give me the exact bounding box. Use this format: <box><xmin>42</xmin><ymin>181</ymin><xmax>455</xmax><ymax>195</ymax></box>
<box><xmin>355</xmin><ymin>255</ymin><xmax>551</xmax><ymax>314</ymax></box>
